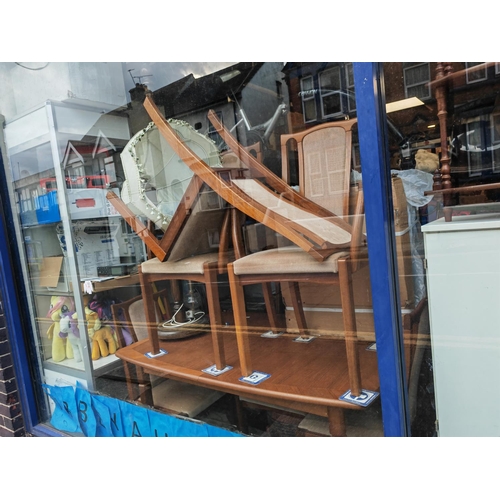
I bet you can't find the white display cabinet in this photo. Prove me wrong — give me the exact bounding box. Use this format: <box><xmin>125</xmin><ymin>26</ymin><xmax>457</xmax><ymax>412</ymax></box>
<box><xmin>2</xmin><ymin>99</ymin><xmax>144</xmax><ymax>393</ymax></box>
<box><xmin>422</xmin><ymin>213</ymin><xmax>500</xmax><ymax>436</ymax></box>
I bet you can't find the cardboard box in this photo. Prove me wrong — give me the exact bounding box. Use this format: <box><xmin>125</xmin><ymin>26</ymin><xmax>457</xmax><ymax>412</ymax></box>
<box><xmin>284</xmin><ymin>307</ymin><xmax>414</xmax><ymax>342</ymax></box>
<box><xmin>284</xmin><ymin>307</ymin><xmax>377</xmax><ymax>341</ymax></box>
<box><xmin>37</xmin><ymin>256</ymin><xmax>72</xmax><ymax>293</ymax></box>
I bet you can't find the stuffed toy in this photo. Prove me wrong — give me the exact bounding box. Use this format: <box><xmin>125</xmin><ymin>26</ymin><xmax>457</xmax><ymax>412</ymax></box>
<box><xmin>46</xmin><ymin>296</ymin><xmax>80</xmax><ymax>363</ymax></box>
<box><xmin>59</xmin><ymin>310</ymin><xmax>83</xmax><ymax>363</ymax></box>
<box><xmin>46</xmin><ymin>295</ymin><xmax>118</xmax><ymax>363</ymax></box>
<box><xmin>415</xmin><ymin>149</ymin><xmax>440</xmax><ymax>173</ymax></box>
<box><xmin>83</xmin><ymin>297</ymin><xmax>117</xmax><ymax>361</ymax></box>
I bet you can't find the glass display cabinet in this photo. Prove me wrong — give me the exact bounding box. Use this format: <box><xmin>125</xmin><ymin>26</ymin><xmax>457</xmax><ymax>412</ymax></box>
<box><xmin>3</xmin><ymin>99</ymin><xmax>145</xmax><ymax>408</ymax></box>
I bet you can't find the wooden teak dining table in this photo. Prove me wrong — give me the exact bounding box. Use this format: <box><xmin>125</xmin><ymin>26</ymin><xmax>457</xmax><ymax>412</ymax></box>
<box><xmin>115</xmin><ymin>326</ymin><xmax>380</xmax><ymax>436</ymax></box>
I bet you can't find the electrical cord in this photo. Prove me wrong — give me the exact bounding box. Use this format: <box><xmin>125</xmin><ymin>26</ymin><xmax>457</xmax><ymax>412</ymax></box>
<box><xmin>158</xmin><ymin>303</ymin><xmax>205</xmax><ymax>329</ymax></box>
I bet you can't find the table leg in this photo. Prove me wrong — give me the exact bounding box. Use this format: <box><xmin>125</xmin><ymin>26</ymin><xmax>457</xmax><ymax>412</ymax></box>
<box><xmin>328</xmin><ymin>407</ymin><xmax>346</xmax><ymax>437</ymax></box>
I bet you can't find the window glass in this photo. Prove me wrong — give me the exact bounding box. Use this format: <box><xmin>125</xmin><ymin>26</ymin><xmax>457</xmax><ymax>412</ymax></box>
<box><xmin>7</xmin><ymin>60</ymin><xmax>499</xmax><ymax>438</ymax></box>
<box><xmin>0</xmin><ymin>62</ymin><xmax>392</xmax><ymax>437</ymax></box>
<box><xmin>384</xmin><ymin>61</ymin><xmax>500</xmax><ymax>436</ymax></box>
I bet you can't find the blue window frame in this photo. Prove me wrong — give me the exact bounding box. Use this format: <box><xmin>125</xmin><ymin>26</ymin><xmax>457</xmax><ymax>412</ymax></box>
<box><xmin>353</xmin><ymin>62</ymin><xmax>411</xmax><ymax>437</ymax></box>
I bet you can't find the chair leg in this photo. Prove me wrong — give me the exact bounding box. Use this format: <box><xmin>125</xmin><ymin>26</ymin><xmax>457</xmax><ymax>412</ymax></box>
<box><xmin>139</xmin><ymin>270</ymin><xmax>160</xmax><ymax>355</ymax></box>
<box><xmin>136</xmin><ymin>366</ymin><xmax>154</xmax><ymax>407</ymax></box>
<box><xmin>204</xmin><ymin>262</ymin><xmax>226</xmax><ymax>370</ymax></box>
<box><xmin>338</xmin><ymin>257</ymin><xmax>362</xmax><ymax>396</ymax></box>
<box><xmin>285</xmin><ymin>281</ymin><xmax>309</xmax><ymax>337</ymax></box>
<box><xmin>262</xmin><ymin>282</ymin><xmax>281</xmax><ymax>334</ymax></box>
<box><xmin>123</xmin><ymin>361</ymin><xmax>139</xmax><ymax>402</ymax></box>
<box><xmin>228</xmin><ymin>263</ymin><xmax>253</xmax><ymax>376</ymax></box>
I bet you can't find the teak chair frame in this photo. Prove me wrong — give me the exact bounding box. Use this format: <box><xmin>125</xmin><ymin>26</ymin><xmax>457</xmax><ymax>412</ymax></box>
<box><xmin>143</xmin><ymin>95</ymin><xmax>367</xmax><ymax>405</ymax></box>
<box><xmin>143</xmin><ymin>95</ymin><xmax>358</xmax><ymax>263</ymax></box>
<box><xmin>107</xmin><ymin>124</ymin><xmax>235</xmax><ymax>371</ymax></box>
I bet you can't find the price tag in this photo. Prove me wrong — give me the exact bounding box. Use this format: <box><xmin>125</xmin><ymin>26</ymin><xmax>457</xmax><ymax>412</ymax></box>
<box><xmin>293</xmin><ymin>336</ymin><xmax>315</xmax><ymax>343</ymax></box>
<box><xmin>339</xmin><ymin>389</ymin><xmax>379</xmax><ymax>407</ymax></box>
<box><xmin>261</xmin><ymin>330</ymin><xmax>284</xmax><ymax>338</ymax></box>
<box><xmin>144</xmin><ymin>349</ymin><xmax>168</xmax><ymax>359</ymax></box>
<box><xmin>239</xmin><ymin>371</ymin><xmax>271</xmax><ymax>385</ymax></box>
<box><xmin>202</xmin><ymin>364</ymin><xmax>233</xmax><ymax>376</ymax></box>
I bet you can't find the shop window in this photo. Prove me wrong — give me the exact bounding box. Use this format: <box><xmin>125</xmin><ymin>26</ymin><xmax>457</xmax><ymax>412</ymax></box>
<box><xmin>466</xmin><ymin>62</ymin><xmax>487</xmax><ymax>84</ymax></box>
<box><xmin>403</xmin><ymin>63</ymin><xmax>431</xmax><ymax>100</ymax></box>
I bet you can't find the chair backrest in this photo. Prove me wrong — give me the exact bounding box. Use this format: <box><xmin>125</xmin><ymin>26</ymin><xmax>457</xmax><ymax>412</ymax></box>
<box><xmin>143</xmin><ymin>94</ymin><xmax>365</xmax><ymax>264</ymax></box>
<box><xmin>108</xmin><ymin>118</ymin><xmax>233</xmax><ymax>264</ymax></box>
<box><xmin>281</xmin><ymin>120</ymin><xmax>356</xmax><ymax>218</ymax></box>
<box><xmin>111</xmin><ymin>291</ymin><xmax>166</xmax><ymax>348</ymax></box>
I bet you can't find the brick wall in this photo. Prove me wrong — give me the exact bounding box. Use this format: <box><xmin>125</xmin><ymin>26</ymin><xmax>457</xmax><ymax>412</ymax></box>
<box><xmin>0</xmin><ymin>296</ymin><xmax>25</xmax><ymax>437</ymax></box>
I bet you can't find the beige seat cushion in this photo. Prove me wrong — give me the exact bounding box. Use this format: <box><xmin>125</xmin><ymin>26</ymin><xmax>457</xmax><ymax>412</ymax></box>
<box><xmin>152</xmin><ymin>379</ymin><xmax>224</xmax><ymax>417</ymax></box>
<box><xmin>232</xmin><ymin>179</ymin><xmax>351</xmax><ymax>246</ymax></box>
<box><xmin>140</xmin><ymin>252</ymin><xmax>220</xmax><ymax>275</ymax></box>
<box><xmin>233</xmin><ymin>246</ymin><xmax>349</xmax><ymax>275</ymax></box>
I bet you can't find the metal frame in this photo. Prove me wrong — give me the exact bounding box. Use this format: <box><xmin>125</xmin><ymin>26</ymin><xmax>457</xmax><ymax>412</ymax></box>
<box><xmin>353</xmin><ymin>62</ymin><xmax>411</xmax><ymax>436</ymax></box>
<box><xmin>0</xmin><ymin>122</ymin><xmax>49</xmax><ymax>435</ymax></box>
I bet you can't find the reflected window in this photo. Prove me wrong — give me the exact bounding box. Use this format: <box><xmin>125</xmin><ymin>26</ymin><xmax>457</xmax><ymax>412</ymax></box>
<box><xmin>466</xmin><ymin>62</ymin><xmax>487</xmax><ymax>84</ymax></box>
<box><xmin>299</xmin><ymin>64</ymin><xmax>354</xmax><ymax>124</ymax></box>
<box><xmin>404</xmin><ymin>63</ymin><xmax>431</xmax><ymax>99</ymax></box>
<box><xmin>300</xmin><ymin>75</ymin><xmax>317</xmax><ymax>123</ymax></box>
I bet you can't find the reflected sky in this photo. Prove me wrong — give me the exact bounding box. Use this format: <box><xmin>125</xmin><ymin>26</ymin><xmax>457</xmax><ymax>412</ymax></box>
<box><xmin>123</xmin><ymin>62</ymin><xmax>236</xmax><ymax>92</ymax></box>
<box><xmin>0</xmin><ymin>62</ymin><xmax>237</xmax><ymax>120</ymax></box>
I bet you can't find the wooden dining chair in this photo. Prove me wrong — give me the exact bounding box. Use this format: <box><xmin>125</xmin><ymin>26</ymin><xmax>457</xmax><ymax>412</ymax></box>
<box><xmin>111</xmin><ymin>291</ymin><xmax>224</xmax><ymax>417</ymax></box>
<box><xmin>281</xmin><ymin>119</ymin><xmax>357</xmax><ymax>218</ymax></box>
<box><xmin>143</xmin><ymin>95</ymin><xmax>369</xmax><ymax>435</ymax></box>
<box><xmin>107</xmin><ymin>119</ymin><xmax>237</xmax><ymax>373</ymax></box>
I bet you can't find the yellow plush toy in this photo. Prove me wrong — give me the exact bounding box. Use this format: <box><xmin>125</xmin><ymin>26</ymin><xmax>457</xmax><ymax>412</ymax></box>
<box><xmin>47</xmin><ymin>295</ymin><xmax>118</xmax><ymax>362</ymax></box>
<box><xmin>46</xmin><ymin>296</ymin><xmax>79</xmax><ymax>363</ymax></box>
<box><xmin>84</xmin><ymin>299</ymin><xmax>117</xmax><ymax>361</ymax></box>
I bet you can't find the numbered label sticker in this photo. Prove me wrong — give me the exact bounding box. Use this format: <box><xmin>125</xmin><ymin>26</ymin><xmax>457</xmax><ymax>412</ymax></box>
<box><xmin>339</xmin><ymin>389</ymin><xmax>379</xmax><ymax>407</ymax></box>
<box><xmin>261</xmin><ymin>331</ymin><xmax>284</xmax><ymax>339</ymax></box>
<box><xmin>145</xmin><ymin>349</ymin><xmax>168</xmax><ymax>359</ymax></box>
<box><xmin>239</xmin><ymin>371</ymin><xmax>271</xmax><ymax>385</ymax></box>
<box><xmin>202</xmin><ymin>364</ymin><xmax>233</xmax><ymax>377</ymax></box>
<box><xmin>293</xmin><ymin>336</ymin><xmax>315</xmax><ymax>343</ymax></box>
